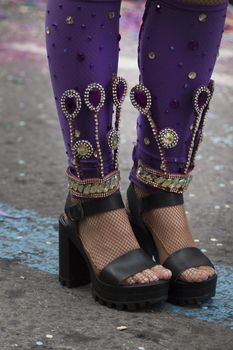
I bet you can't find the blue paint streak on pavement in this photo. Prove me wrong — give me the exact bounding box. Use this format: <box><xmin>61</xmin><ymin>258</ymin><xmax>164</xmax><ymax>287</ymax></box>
<box><xmin>0</xmin><ymin>202</ymin><xmax>233</xmax><ymax>329</ymax></box>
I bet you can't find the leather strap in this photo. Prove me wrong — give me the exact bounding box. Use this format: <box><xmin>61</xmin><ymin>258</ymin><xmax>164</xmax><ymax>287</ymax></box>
<box><xmin>65</xmin><ymin>192</ymin><xmax>125</xmax><ymax>221</ymax></box>
<box><xmin>127</xmin><ymin>182</ymin><xmax>184</xmax><ymax>215</ymax></box>
<box><xmin>99</xmin><ymin>248</ymin><xmax>155</xmax><ymax>285</ymax></box>
<box><xmin>163</xmin><ymin>247</ymin><xmax>214</xmax><ymax>281</ymax></box>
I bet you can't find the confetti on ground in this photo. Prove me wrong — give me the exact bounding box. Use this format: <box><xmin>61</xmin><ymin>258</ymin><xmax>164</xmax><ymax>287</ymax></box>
<box><xmin>117</xmin><ymin>326</ymin><xmax>128</xmax><ymax>331</ymax></box>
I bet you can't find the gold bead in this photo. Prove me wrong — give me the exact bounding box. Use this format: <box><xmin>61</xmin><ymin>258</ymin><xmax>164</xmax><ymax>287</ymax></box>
<box><xmin>109</xmin><ymin>11</ymin><xmax>115</xmax><ymax>19</ymax></box>
<box><xmin>66</xmin><ymin>16</ymin><xmax>74</xmax><ymax>25</ymax></box>
<box><xmin>75</xmin><ymin>130</ymin><xmax>80</xmax><ymax>138</ymax></box>
<box><xmin>148</xmin><ymin>51</ymin><xmax>156</xmax><ymax>60</ymax></box>
<box><xmin>188</xmin><ymin>71</ymin><xmax>197</xmax><ymax>80</ymax></box>
<box><xmin>199</xmin><ymin>13</ymin><xmax>207</xmax><ymax>23</ymax></box>
<box><xmin>144</xmin><ymin>137</ymin><xmax>150</xmax><ymax>145</ymax></box>
<box><xmin>46</xmin><ymin>26</ymin><xmax>51</xmax><ymax>35</ymax></box>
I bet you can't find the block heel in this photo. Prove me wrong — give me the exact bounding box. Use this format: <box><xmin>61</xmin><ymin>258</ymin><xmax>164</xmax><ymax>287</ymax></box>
<box><xmin>127</xmin><ymin>182</ymin><xmax>217</xmax><ymax>305</ymax></box>
<box><xmin>59</xmin><ymin>215</ymin><xmax>90</xmax><ymax>288</ymax></box>
<box><xmin>58</xmin><ymin>192</ymin><xmax>169</xmax><ymax>310</ymax></box>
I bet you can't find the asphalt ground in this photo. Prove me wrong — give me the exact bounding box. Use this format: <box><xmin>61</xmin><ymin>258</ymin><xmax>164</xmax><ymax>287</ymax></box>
<box><xmin>0</xmin><ymin>2</ymin><xmax>233</xmax><ymax>349</ymax></box>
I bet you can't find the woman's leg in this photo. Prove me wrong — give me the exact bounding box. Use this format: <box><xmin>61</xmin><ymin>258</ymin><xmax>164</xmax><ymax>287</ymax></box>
<box><xmin>129</xmin><ymin>0</ymin><xmax>227</xmax><ymax>282</ymax></box>
<box><xmin>45</xmin><ymin>0</ymin><xmax>171</xmax><ymax>285</ymax></box>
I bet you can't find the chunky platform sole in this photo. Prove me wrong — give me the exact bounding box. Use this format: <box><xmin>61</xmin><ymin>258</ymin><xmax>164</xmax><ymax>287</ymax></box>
<box><xmin>58</xmin><ymin>215</ymin><xmax>169</xmax><ymax>311</ymax></box>
<box><xmin>129</xmin><ymin>215</ymin><xmax>217</xmax><ymax>305</ymax></box>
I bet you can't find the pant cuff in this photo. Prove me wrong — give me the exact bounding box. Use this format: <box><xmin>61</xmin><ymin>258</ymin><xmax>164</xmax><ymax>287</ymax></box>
<box><xmin>130</xmin><ymin>160</ymin><xmax>193</xmax><ymax>194</ymax></box>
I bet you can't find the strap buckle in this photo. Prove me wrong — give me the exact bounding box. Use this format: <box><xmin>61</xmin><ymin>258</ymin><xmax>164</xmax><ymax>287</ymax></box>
<box><xmin>66</xmin><ymin>202</ymin><xmax>84</xmax><ymax>221</ymax></box>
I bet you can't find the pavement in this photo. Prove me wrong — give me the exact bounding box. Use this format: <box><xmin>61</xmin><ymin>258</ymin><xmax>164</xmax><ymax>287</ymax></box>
<box><xmin>0</xmin><ymin>1</ymin><xmax>233</xmax><ymax>349</ymax></box>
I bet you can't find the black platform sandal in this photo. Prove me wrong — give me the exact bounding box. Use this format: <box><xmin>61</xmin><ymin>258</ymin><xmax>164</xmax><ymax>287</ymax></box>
<box><xmin>127</xmin><ymin>183</ymin><xmax>217</xmax><ymax>305</ymax></box>
<box><xmin>59</xmin><ymin>191</ymin><xmax>169</xmax><ymax>310</ymax></box>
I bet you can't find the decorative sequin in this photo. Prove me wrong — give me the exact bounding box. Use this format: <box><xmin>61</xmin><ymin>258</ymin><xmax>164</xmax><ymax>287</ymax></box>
<box><xmin>144</xmin><ymin>137</ymin><xmax>150</xmax><ymax>145</ymax></box>
<box><xmin>158</xmin><ymin>128</ymin><xmax>179</xmax><ymax>149</ymax></box>
<box><xmin>199</xmin><ymin>13</ymin><xmax>207</xmax><ymax>23</ymax></box>
<box><xmin>72</xmin><ymin>140</ymin><xmax>94</xmax><ymax>159</ymax></box>
<box><xmin>75</xmin><ymin>130</ymin><xmax>80</xmax><ymax>138</ymax></box>
<box><xmin>109</xmin><ymin>11</ymin><xmax>115</xmax><ymax>19</ymax></box>
<box><xmin>66</xmin><ymin>16</ymin><xmax>74</xmax><ymax>25</ymax></box>
<box><xmin>170</xmin><ymin>46</ymin><xmax>175</xmax><ymax>51</ymax></box>
<box><xmin>188</xmin><ymin>71</ymin><xmax>197</xmax><ymax>80</ymax></box>
<box><xmin>136</xmin><ymin>161</ymin><xmax>192</xmax><ymax>194</ymax></box>
<box><xmin>77</xmin><ymin>53</ymin><xmax>85</xmax><ymax>62</ymax></box>
<box><xmin>170</xmin><ymin>99</ymin><xmax>180</xmax><ymax>109</ymax></box>
<box><xmin>148</xmin><ymin>51</ymin><xmax>156</xmax><ymax>60</ymax></box>
<box><xmin>188</xmin><ymin>40</ymin><xmax>199</xmax><ymax>51</ymax></box>
<box><xmin>107</xmin><ymin>129</ymin><xmax>120</xmax><ymax>150</ymax></box>
<box><xmin>46</xmin><ymin>26</ymin><xmax>51</xmax><ymax>35</ymax></box>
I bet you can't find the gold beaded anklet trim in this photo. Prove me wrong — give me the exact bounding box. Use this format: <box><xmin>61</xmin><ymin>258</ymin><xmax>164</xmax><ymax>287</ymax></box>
<box><xmin>136</xmin><ymin>161</ymin><xmax>192</xmax><ymax>194</ymax></box>
<box><xmin>67</xmin><ymin>170</ymin><xmax>120</xmax><ymax>199</ymax></box>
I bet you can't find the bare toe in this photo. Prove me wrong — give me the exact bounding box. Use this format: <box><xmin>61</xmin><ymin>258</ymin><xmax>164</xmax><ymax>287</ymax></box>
<box><xmin>133</xmin><ymin>272</ymin><xmax>150</xmax><ymax>284</ymax></box>
<box><xmin>197</xmin><ymin>266</ymin><xmax>216</xmax><ymax>278</ymax></box>
<box><xmin>125</xmin><ymin>276</ymin><xmax>136</xmax><ymax>285</ymax></box>
<box><xmin>180</xmin><ymin>268</ymin><xmax>209</xmax><ymax>283</ymax></box>
<box><xmin>143</xmin><ymin>269</ymin><xmax>159</xmax><ymax>282</ymax></box>
<box><xmin>151</xmin><ymin>265</ymin><xmax>172</xmax><ymax>280</ymax></box>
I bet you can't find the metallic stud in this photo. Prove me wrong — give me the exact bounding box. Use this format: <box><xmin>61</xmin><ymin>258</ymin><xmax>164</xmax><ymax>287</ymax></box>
<box><xmin>148</xmin><ymin>51</ymin><xmax>156</xmax><ymax>60</ymax></box>
<box><xmin>75</xmin><ymin>130</ymin><xmax>80</xmax><ymax>138</ymax></box>
<box><xmin>158</xmin><ymin>128</ymin><xmax>179</xmax><ymax>149</ymax></box>
<box><xmin>60</xmin><ymin>90</ymin><xmax>82</xmax><ymax>122</ymax></box>
<box><xmin>46</xmin><ymin>26</ymin><xmax>51</xmax><ymax>35</ymax></box>
<box><xmin>107</xmin><ymin>129</ymin><xmax>120</xmax><ymax>150</ymax></box>
<box><xmin>72</xmin><ymin>140</ymin><xmax>94</xmax><ymax>159</ymax></box>
<box><xmin>84</xmin><ymin>83</ymin><xmax>105</xmax><ymax>113</ymax></box>
<box><xmin>188</xmin><ymin>71</ymin><xmax>197</xmax><ymax>80</ymax></box>
<box><xmin>144</xmin><ymin>137</ymin><xmax>150</xmax><ymax>145</ymax></box>
<box><xmin>109</xmin><ymin>11</ymin><xmax>115</xmax><ymax>19</ymax></box>
<box><xmin>130</xmin><ymin>84</ymin><xmax>152</xmax><ymax>115</ymax></box>
<box><xmin>66</xmin><ymin>16</ymin><xmax>74</xmax><ymax>25</ymax></box>
<box><xmin>199</xmin><ymin>13</ymin><xmax>207</xmax><ymax>23</ymax></box>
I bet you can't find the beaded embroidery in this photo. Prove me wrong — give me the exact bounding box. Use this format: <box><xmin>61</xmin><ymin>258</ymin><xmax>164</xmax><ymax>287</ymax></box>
<box><xmin>110</xmin><ymin>76</ymin><xmax>128</xmax><ymax>169</ymax></box>
<box><xmin>61</xmin><ymin>78</ymin><xmax>127</xmax><ymax>198</ymax></box>
<box><xmin>184</xmin><ymin>80</ymin><xmax>214</xmax><ymax>173</ymax></box>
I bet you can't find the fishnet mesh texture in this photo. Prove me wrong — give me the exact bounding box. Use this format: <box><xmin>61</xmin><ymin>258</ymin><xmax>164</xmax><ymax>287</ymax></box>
<box><xmin>177</xmin><ymin>0</ymin><xmax>226</xmax><ymax>5</ymax></box>
<box><xmin>134</xmin><ymin>187</ymin><xmax>215</xmax><ymax>282</ymax></box>
<box><xmin>76</xmin><ymin>205</ymin><xmax>171</xmax><ymax>284</ymax></box>
<box><xmin>79</xmin><ymin>208</ymin><xmax>139</xmax><ymax>272</ymax></box>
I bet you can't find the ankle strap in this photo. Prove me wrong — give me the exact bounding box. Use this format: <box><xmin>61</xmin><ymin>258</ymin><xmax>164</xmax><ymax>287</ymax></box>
<box><xmin>65</xmin><ymin>192</ymin><xmax>125</xmax><ymax>221</ymax></box>
<box><xmin>127</xmin><ymin>183</ymin><xmax>184</xmax><ymax>215</ymax></box>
